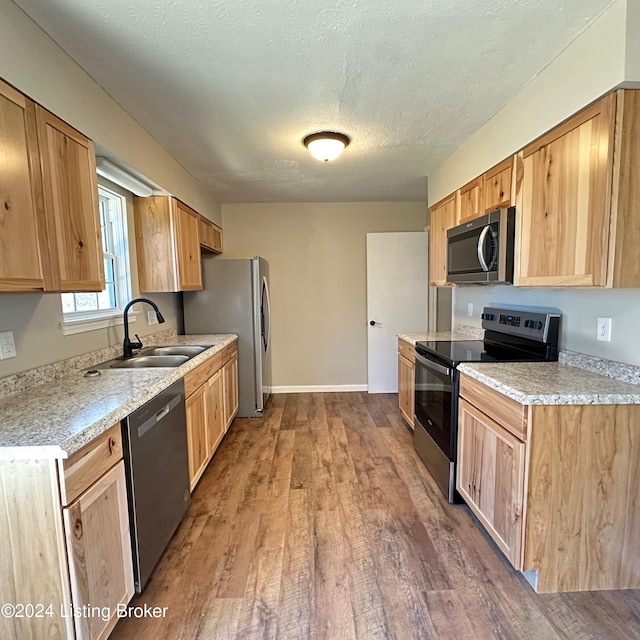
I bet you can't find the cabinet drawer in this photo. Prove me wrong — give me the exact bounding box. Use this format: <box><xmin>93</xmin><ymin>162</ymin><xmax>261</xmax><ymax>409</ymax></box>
<box><xmin>59</xmin><ymin>424</ymin><xmax>122</xmax><ymax>506</ymax></box>
<box><xmin>220</xmin><ymin>340</ymin><xmax>238</xmax><ymax>366</ymax></box>
<box><xmin>185</xmin><ymin>352</ymin><xmax>223</xmax><ymax>397</ymax></box>
<box><xmin>459</xmin><ymin>374</ymin><xmax>528</xmax><ymax>440</ymax></box>
<box><xmin>398</xmin><ymin>338</ymin><xmax>415</xmax><ymax>363</ymax></box>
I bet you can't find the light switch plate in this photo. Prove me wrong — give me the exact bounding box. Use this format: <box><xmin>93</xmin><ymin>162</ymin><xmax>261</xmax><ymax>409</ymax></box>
<box><xmin>467</xmin><ymin>303</ymin><xmax>474</xmax><ymax>317</ymax></box>
<box><xmin>597</xmin><ymin>317</ymin><xmax>612</xmax><ymax>342</ymax></box>
<box><xmin>0</xmin><ymin>331</ymin><xmax>16</xmax><ymax>359</ymax></box>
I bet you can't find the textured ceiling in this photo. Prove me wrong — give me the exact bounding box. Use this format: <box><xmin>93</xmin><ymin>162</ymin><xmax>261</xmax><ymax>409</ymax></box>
<box><xmin>14</xmin><ymin>0</ymin><xmax>613</xmax><ymax>202</ymax></box>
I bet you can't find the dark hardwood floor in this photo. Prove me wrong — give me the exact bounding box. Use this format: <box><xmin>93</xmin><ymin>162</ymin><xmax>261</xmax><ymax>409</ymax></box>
<box><xmin>111</xmin><ymin>392</ymin><xmax>640</xmax><ymax>640</ymax></box>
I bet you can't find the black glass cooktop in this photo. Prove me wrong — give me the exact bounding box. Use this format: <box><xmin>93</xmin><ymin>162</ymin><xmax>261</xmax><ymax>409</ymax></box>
<box><xmin>415</xmin><ymin>339</ymin><xmax>549</xmax><ymax>367</ymax></box>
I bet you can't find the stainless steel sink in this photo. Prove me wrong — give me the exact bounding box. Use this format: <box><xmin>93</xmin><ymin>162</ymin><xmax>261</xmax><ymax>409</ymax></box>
<box><xmin>108</xmin><ymin>355</ymin><xmax>190</xmax><ymax>369</ymax></box>
<box><xmin>141</xmin><ymin>345</ymin><xmax>207</xmax><ymax>357</ymax></box>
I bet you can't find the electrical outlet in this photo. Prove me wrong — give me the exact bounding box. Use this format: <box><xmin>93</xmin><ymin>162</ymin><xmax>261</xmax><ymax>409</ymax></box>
<box><xmin>467</xmin><ymin>303</ymin><xmax>474</xmax><ymax>317</ymax></box>
<box><xmin>147</xmin><ymin>311</ymin><xmax>158</xmax><ymax>325</ymax></box>
<box><xmin>0</xmin><ymin>331</ymin><xmax>16</xmax><ymax>359</ymax></box>
<box><xmin>597</xmin><ymin>317</ymin><xmax>612</xmax><ymax>342</ymax></box>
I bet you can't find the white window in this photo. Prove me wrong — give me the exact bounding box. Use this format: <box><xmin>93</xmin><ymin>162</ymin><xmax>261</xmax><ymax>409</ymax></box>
<box><xmin>61</xmin><ymin>186</ymin><xmax>134</xmax><ymax>335</ymax></box>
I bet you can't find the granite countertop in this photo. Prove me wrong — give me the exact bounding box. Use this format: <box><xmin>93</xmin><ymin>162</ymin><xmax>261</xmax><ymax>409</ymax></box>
<box><xmin>0</xmin><ymin>334</ymin><xmax>237</xmax><ymax>460</ymax></box>
<box><xmin>399</xmin><ymin>325</ymin><xmax>484</xmax><ymax>345</ymax></box>
<box><xmin>458</xmin><ymin>361</ymin><xmax>640</xmax><ymax>405</ymax></box>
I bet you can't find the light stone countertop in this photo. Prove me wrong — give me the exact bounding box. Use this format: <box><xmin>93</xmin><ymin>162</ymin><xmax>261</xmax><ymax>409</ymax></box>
<box><xmin>398</xmin><ymin>324</ymin><xmax>484</xmax><ymax>346</ymax></box>
<box><xmin>458</xmin><ymin>361</ymin><xmax>640</xmax><ymax>405</ymax></box>
<box><xmin>0</xmin><ymin>334</ymin><xmax>237</xmax><ymax>460</ymax></box>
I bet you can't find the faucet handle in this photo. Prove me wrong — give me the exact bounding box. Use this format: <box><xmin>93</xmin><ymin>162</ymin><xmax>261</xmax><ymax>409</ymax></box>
<box><xmin>134</xmin><ymin>334</ymin><xmax>143</xmax><ymax>350</ymax></box>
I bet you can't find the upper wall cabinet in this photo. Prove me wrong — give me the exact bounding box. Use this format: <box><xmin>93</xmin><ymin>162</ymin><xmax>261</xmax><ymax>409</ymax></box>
<box><xmin>199</xmin><ymin>215</ymin><xmax>223</xmax><ymax>253</ymax></box>
<box><xmin>482</xmin><ymin>157</ymin><xmax>513</xmax><ymax>212</ymax></box>
<box><xmin>0</xmin><ymin>79</ymin><xmax>104</xmax><ymax>293</ymax></box>
<box><xmin>457</xmin><ymin>176</ymin><xmax>482</xmax><ymax>223</ymax></box>
<box><xmin>36</xmin><ymin>106</ymin><xmax>104</xmax><ymax>292</ymax></box>
<box><xmin>429</xmin><ymin>192</ymin><xmax>457</xmax><ymax>286</ymax></box>
<box><xmin>515</xmin><ymin>91</ymin><xmax>640</xmax><ymax>288</ymax></box>
<box><xmin>134</xmin><ymin>196</ymin><xmax>203</xmax><ymax>292</ymax></box>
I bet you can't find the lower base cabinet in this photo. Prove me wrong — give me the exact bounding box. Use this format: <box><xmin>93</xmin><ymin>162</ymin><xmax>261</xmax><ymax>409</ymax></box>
<box><xmin>185</xmin><ymin>340</ymin><xmax>239</xmax><ymax>491</ymax></box>
<box><xmin>0</xmin><ymin>424</ymin><xmax>134</xmax><ymax>640</ymax></box>
<box><xmin>458</xmin><ymin>373</ymin><xmax>640</xmax><ymax>593</ymax></box>
<box><xmin>397</xmin><ymin>338</ymin><xmax>415</xmax><ymax>428</ymax></box>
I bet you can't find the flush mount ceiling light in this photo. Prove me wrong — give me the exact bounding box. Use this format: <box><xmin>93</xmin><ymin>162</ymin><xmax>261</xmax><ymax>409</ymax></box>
<box><xmin>303</xmin><ymin>131</ymin><xmax>350</xmax><ymax>162</ymax></box>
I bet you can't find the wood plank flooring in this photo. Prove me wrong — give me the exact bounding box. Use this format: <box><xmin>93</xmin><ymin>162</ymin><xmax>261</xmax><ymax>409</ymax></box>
<box><xmin>111</xmin><ymin>393</ymin><xmax>640</xmax><ymax>640</ymax></box>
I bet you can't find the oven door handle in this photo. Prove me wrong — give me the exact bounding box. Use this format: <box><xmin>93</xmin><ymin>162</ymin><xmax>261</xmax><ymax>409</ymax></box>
<box><xmin>415</xmin><ymin>351</ymin><xmax>452</xmax><ymax>377</ymax></box>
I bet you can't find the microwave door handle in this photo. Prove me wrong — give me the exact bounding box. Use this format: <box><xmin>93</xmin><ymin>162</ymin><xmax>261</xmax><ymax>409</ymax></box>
<box><xmin>477</xmin><ymin>225</ymin><xmax>491</xmax><ymax>271</ymax></box>
<box><xmin>487</xmin><ymin>226</ymin><xmax>498</xmax><ymax>271</ymax></box>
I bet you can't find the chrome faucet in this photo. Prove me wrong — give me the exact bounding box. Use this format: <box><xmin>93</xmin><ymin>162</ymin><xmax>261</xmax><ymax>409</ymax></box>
<box><xmin>122</xmin><ymin>298</ymin><xmax>165</xmax><ymax>358</ymax></box>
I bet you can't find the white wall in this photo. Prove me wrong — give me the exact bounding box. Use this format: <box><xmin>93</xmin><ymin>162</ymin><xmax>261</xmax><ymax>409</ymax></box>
<box><xmin>429</xmin><ymin>0</ymin><xmax>628</xmax><ymax>204</ymax></box>
<box><xmin>0</xmin><ymin>0</ymin><xmax>221</xmax><ymax>223</ymax></box>
<box><xmin>452</xmin><ymin>286</ymin><xmax>640</xmax><ymax>366</ymax></box>
<box><xmin>222</xmin><ymin>203</ymin><xmax>427</xmax><ymax>387</ymax></box>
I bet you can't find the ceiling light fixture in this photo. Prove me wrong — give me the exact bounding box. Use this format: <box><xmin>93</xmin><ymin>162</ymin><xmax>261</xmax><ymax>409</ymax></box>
<box><xmin>303</xmin><ymin>131</ymin><xmax>350</xmax><ymax>162</ymax></box>
<box><xmin>95</xmin><ymin>157</ymin><xmax>155</xmax><ymax>197</ymax></box>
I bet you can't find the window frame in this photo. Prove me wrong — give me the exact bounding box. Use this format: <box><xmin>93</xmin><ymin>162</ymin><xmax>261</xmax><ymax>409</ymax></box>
<box><xmin>60</xmin><ymin>185</ymin><xmax>135</xmax><ymax>335</ymax></box>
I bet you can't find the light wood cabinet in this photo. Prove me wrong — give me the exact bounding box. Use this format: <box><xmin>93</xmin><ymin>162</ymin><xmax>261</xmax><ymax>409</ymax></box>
<box><xmin>199</xmin><ymin>215</ymin><xmax>223</xmax><ymax>253</ymax></box>
<box><xmin>458</xmin><ymin>373</ymin><xmax>640</xmax><ymax>593</ymax></box>
<box><xmin>36</xmin><ymin>106</ymin><xmax>104</xmax><ymax>292</ymax></box>
<box><xmin>207</xmin><ymin>369</ymin><xmax>225</xmax><ymax>455</ymax></box>
<box><xmin>516</xmin><ymin>93</ymin><xmax>616</xmax><ymax>287</ymax></box>
<box><xmin>482</xmin><ymin>157</ymin><xmax>513</xmax><ymax>212</ymax></box>
<box><xmin>184</xmin><ymin>340</ymin><xmax>239</xmax><ymax>491</ymax></box>
<box><xmin>0</xmin><ymin>424</ymin><xmax>134</xmax><ymax>640</ymax></box>
<box><xmin>457</xmin><ymin>176</ymin><xmax>482</xmax><ymax>223</ymax></box>
<box><xmin>397</xmin><ymin>338</ymin><xmax>415</xmax><ymax>428</ymax></box>
<box><xmin>222</xmin><ymin>353</ymin><xmax>239</xmax><ymax>431</ymax></box>
<box><xmin>457</xmin><ymin>398</ymin><xmax>525</xmax><ymax>568</ymax></box>
<box><xmin>429</xmin><ymin>193</ymin><xmax>457</xmax><ymax>286</ymax></box>
<box><xmin>185</xmin><ymin>381</ymin><xmax>210</xmax><ymax>491</ymax></box>
<box><xmin>63</xmin><ymin>461</ymin><xmax>134</xmax><ymax>640</ymax></box>
<box><xmin>0</xmin><ymin>79</ymin><xmax>104</xmax><ymax>294</ymax></box>
<box><xmin>134</xmin><ymin>196</ymin><xmax>203</xmax><ymax>292</ymax></box>
<box><xmin>0</xmin><ymin>80</ymin><xmax>48</xmax><ymax>291</ymax></box>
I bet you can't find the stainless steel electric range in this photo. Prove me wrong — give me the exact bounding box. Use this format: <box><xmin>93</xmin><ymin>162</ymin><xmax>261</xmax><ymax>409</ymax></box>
<box><xmin>413</xmin><ymin>306</ymin><xmax>561</xmax><ymax>503</ymax></box>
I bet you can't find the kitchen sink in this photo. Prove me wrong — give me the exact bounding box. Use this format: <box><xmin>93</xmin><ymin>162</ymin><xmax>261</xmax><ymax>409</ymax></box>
<box><xmin>93</xmin><ymin>344</ymin><xmax>212</xmax><ymax>370</ymax></box>
<box><xmin>108</xmin><ymin>355</ymin><xmax>190</xmax><ymax>368</ymax></box>
<box><xmin>141</xmin><ymin>345</ymin><xmax>207</xmax><ymax>357</ymax></box>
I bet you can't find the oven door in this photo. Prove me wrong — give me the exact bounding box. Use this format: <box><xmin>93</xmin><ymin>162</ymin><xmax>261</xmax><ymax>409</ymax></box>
<box><xmin>414</xmin><ymin>350</ymin><xmax>455</xmax><ymax>459</ymax></box>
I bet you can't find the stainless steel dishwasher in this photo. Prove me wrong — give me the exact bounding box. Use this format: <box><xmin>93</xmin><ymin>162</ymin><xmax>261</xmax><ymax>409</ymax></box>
<box><xmin>121</xmin><ymin>379</ymin><xmax>190</xmax><ymax>592</ymax></box>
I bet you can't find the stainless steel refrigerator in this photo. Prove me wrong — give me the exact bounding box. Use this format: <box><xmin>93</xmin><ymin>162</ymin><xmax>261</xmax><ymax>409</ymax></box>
<box><xmin>183</xmin><ymin>257</ymin><xmax>271</xmax><ymax>417</ymax></box>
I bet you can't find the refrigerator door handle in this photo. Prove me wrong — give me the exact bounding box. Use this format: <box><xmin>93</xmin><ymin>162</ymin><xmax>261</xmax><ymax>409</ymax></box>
<box><xmin>262</xmin><ymin>276</ymin><xmax>271</xmax><ymax>354</ymax></box>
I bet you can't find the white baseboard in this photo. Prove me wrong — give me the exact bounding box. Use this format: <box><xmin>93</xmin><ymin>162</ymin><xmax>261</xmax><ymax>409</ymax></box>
<box><xmin>271</xmin><ymin>384</ymin><xmax>368</xmax><ymax>394</ymax></box>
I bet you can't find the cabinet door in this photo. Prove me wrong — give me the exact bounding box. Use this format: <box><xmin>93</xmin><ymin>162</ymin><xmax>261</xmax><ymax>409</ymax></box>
<box><xmin>457</xmin><ymin>398</ymin><xmax>526</xmax><ymax>569</ymax></box>
<box><xmin>186</xmin><ymin>382</ymin><xmax>209</xmax><ymax>491</ymax></box>
<box><xmin>429</xmin><ymin>193</ymin><xmax>457</xmax><ymax>286</ymax></box>
<box><xmin>174</xmin><ymin>202</ymin><xmax>202</xmax><ymax>290</ymax></box>
<box><xmin>397</xmin><ymin>353</ymin><xmax>414</xmax><ymax>429</ymax></box>
<box><xmin>63</xmin><ymin>461</ymin><xmax>134</xmax><ymax>640</ymax></box>
<box><xmin>207</xmin><ymin>369</ymin><xmax>225</xmax><ymax>456</ymax></box>
<box><xmin>36</xmin><ymin>106</ymin><xmax>105</xmax><ymax>292</ymax></box>
<box><xmin>516</xmin><ymin>94</ymin><xmax>616</xmax><ymax>287</ymax></box>
<box><xmin>223</xmin><ymin>353</ymin><xmax>239</xmax><ymax>431</ymax></box>
<box><xmin>482</xmin><ymin>157</ymin><xmax>513</xmax><ymax>212</ymax></box>
<box><xmin>0</xmin><ymin>80</ymin><xmax>49</xmax><ymax>292</ymax></box>
<box><xmin>458</xmin><ymin>177</ymin><xmax>482</xmax><ymax>223</ymax></box>
<box><xmin>199</xmin><ymin>216</ymin><xmax>223</xmax><ymax>253</ymax></box>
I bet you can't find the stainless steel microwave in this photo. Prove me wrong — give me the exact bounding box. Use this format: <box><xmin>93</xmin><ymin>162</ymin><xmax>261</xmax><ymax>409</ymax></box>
<box><xmin>446</xmin><ymin>207</ymin><xmax>515</xmax><ymax>284</ymax></box>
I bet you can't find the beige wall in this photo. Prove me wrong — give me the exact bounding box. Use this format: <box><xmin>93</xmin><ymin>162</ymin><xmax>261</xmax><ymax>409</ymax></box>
<box><xmin>0</xmin><ymin>179</ymin><xmax>181</xmax><ymax>377</ymax></box>
<box><xmin>0</xmin><ymin>0</ymin><xmax>221</xmax><ymax>223</ymax></box>
<box><xmin>222</xmin><ymin>203</ymin><xmax>426</xmax><ymax>388</ymax></box>
<box><xmin>429</xmin><ymin>0</ymin><xmax>628</xmax><ymax>204</ymax></box>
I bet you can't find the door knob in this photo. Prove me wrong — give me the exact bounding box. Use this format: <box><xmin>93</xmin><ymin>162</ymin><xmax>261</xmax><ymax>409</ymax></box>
<box><xmin>369</xmin><ymin>320</ymin><xmax>381</xmax><ymax>326</ymax></box>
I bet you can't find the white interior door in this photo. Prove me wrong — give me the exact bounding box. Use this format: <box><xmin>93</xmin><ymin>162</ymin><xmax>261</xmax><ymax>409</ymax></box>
<box><xmin>367</xmin><ymin>232</ymin><xmax>428</xmax><ymax>393</ymax></box>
